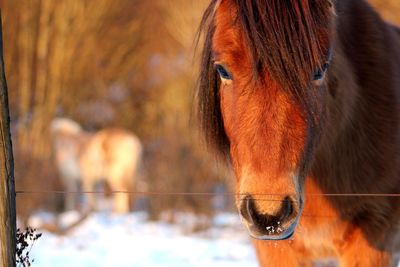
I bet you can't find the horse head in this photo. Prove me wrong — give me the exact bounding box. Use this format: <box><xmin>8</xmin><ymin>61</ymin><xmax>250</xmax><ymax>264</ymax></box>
<box><xmin>198</xmin><ymin>0</ymin><xmax>334</xmax><ymax>240</ymax></box>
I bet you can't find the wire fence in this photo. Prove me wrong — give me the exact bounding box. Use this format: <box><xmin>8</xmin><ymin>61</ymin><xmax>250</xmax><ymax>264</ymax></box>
<box><xmin>15</xmin><ymin>190</ymin><xmax>400</xmax><ymax>197</ymax></box>
<box><xmin>15</xmin><ymin>190</ymin><xmax>400</xmax><ymax>218</ymax></box>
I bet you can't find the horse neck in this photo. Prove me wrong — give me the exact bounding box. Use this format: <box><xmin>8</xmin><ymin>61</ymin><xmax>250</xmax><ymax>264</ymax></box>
<box><xmin>311</xmin><ymin>0</ymin><xmax>400</xmax><ymax>195</ymax></box>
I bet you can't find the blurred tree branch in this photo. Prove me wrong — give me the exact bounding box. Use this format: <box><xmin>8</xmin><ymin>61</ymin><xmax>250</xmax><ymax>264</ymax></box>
<box><xmin>3</xmin><ymin>0</ymin><xmax>147</xmax><ymax>158</ymax></box>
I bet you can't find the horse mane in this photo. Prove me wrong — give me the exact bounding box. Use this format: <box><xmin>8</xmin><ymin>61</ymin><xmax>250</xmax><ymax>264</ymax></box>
<box><xmin>197</xmin><ymin>0</ymin><xmax>333</xmax><ymax>157</ymax></box>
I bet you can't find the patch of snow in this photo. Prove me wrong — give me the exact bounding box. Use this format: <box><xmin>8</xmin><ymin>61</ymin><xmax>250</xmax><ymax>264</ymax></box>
<box><xmin>29</xmin><ymin>212</ymin><xmax>258</xmax><ymax>267</ymax></box>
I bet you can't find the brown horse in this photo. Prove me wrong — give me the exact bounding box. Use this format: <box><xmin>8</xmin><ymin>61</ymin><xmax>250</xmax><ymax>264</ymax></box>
<box><xmin>197</xmin><ymin>0</ymin><xmax>400</xmax><ymax>266</ymax></box>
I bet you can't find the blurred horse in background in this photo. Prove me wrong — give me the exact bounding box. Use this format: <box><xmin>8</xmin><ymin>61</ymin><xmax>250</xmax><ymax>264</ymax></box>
<box><xmin>51</xmin><ymin>118</ymin><xmax>143</xmax><ymax>213</ymax></box>
<box><xmin>198</xmin><ymin>0</ymin><xmax>400</xmax><ymax>266</ymax></box>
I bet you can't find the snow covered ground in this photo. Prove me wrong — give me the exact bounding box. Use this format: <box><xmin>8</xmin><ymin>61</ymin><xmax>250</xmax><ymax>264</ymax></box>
<box><xmin>26</xmin><ymin>212</ymin><xmax>258</xmax><ymax>267</ymax></box>
<box><xmin>22</xmin><ymin>211</ymin><xmax>400</xmax><ymax>267</ymax></box>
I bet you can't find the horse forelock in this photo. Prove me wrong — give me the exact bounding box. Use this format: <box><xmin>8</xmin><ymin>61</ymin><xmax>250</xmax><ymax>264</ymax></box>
<box><xmin>197</xmin><ymin>0</ymin><xmax>230</xmax><ymax>158</ymax></box>
<box><xmin>234</xmin><ymin>0</ymin><xmax>333</xmax><ymax>84</ymax></box>
<box><xmin>197</xmin><ymin>0</ymin><xmax>334</xmax><ymax>157</ymax></box>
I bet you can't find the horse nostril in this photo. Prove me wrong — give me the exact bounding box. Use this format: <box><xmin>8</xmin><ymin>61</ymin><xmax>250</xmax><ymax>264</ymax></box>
<box><xmin>239</xmin><ymin>195</ymin><xmax>297</xmax><ymax>237</ymax></box>
<box><xmin>280</xmin><ymin>196</ymin><xmax>294</xmax><ymax>221</ymax></box>
<box><xmin>239</xmin><ymin>195</ymin><xmax>253</xmax><ymax>223</ymax></box>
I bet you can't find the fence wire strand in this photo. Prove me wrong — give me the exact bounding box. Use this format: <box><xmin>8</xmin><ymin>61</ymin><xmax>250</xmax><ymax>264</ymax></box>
<box><xmin>15</xmin><ymin>190</ymin><xmax>400</xmax><ymax>218</ymax></box>
<box><xmin>15</xmin><ymin>190</ymin><xmax>400</xmax><ymax>198</ymax></box>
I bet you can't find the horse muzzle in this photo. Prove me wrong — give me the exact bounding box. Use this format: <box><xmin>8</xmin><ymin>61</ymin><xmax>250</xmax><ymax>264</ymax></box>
<box><xmin>239</xmin><ymin>194</ymin><xmax>301</xmax><ymax>240</ymax></box>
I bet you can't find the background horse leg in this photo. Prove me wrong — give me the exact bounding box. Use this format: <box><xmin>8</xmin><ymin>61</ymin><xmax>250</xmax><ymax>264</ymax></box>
<box><xmin>253</xmin><ymin>239</ymin><xmax>311</xmax><ymax>267</ymax></box>
<box><xmin>64</xmin><ymin>178</ymin><xmax>79</xmax><ymax>211</ymax></box>
<box><xmin>81</xmin><ymin>176</ymin><xmax>96</xmax><ymax>212</ymax></box>
<box><xmin>107</xmin><ymin>168</ymin><xmax>130</xmax><ymax>213</ymax></box>
<box><xmin>337</xmin><ymin>227</ymin><xmax>391</xmax><ymax>267</ymax></box>
<box><xmin>109</xmin><ymin>179</ymin><xmax>129</xmax><ymax>213</ymax></box>
<box><xmin>113</xmin><ymin>191</ymin><xmax>129</xmax><ymax>213</ymax></box>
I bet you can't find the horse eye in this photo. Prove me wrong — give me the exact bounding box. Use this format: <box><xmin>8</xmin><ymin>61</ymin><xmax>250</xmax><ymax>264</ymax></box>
<box><xmin>313</xmin><ymin>69</ymin><xmax>325</xmax><ymax>81</ymax></box>
<box><xmin>312</xmin><ymin>62</ymin><xmax>330</xmax><ymax>84</ymax></box>
<box><xmin>215</xmin><ymin>64</ymin><xmax>232</xmax><ymax>80</ymax></box>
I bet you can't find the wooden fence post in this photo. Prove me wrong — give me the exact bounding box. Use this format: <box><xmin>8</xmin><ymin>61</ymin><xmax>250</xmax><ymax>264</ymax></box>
<box><xmin>0</xmin><ymin>10</ymin><xmax>17</xmax><ymax>267</ymax></box>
